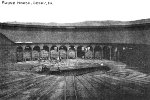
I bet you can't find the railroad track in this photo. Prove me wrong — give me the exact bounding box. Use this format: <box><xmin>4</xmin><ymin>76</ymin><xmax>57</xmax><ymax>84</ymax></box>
<box><xmin>1</xmin><ymin>67</ymin><xmax>150</xmax><ymax>100</ymax></box>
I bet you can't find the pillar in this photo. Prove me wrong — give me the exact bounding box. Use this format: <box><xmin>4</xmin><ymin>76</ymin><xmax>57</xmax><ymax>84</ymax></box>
<box><xmin>100</xmin><ymin>45</ymin><xmax>104</xmax><ymax>60</ymax></box>
<box><xmin>83</xmin><ymin>45</ymin><xmax>87</xmax><ymax>59</ymax></box>
<box><xmin>48</xmin><ymin>44</ymin><xmax>52</xmax><ymax>60</ymax></box>
<box><xmin>108</xmin><ymin>46</ymin><xmax>112</xmax><ymax>60</ymax></box>
<box><xmin>117</xmin><ymin>50</ymin><xmax>120</xmax><ymax>62</ymax></box>
<box><xmin>114</xmin><ymin>47</ymin><xmax>118</xmax><ymax>61</ymax></box>
<box><xmin>30</xmin><ymin>45</ymin><xmax>34</xmax><ymax>61</ymax></box>
<box><xmin>39</xmin><ymin>44</ymin><xmax>43</xmax><ymax>60</ymax></box>
<box><xmin>22</xmin><ymin>45</ymin><xmax>25</xmax><ymax>61</ymax></box>
<box><xmin>65</xmin><ymin>45</ymin><xmax>69</xmax><ymax>59</ymax></box>
<box><xmin>92</xmin><ymin>45</ymin><xmax>95</xmax><ymax>59</ymax></box>
<box><xmin>74</xmin><ymin>45</ymin><xmax>78</xmax><ymax>59</ymax></box>
<box><xmin>57</xmin><ymin>45</ymin><xmax>61</xmax><ymax>59</ymax></box>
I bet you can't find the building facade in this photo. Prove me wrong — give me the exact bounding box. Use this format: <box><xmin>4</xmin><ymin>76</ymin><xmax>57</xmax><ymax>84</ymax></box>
<box><xmin>0</xmin><ymin>20</ymin><xmax>150</xmax><ymax>72</ymax></box>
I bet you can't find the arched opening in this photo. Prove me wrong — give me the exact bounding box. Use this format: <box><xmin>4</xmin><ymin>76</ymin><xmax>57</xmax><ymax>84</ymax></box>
<box><xmin>41</xmin><ymin>45</ymin><xmax>49</xmax><ymax>60</ymax></box>
<box><xmin>117</xmin><ymin>46</ymin><xmax>124</xmax><ymax>62</ymax></box>
<box><xmin>16</xmin><ymin>46</ymin><xmax>23</xmax><ymax>62</ymax></box>
<box><xmin>32</xmin><ymin>46</ymin><xmax>40</xmax><ymax>61</ymax></box>
<box><xmin>77</xmin><ymin>46</ymin><xmax>85</xmax><ymax>59</ymax></box>
<box><xmin>94</xmin><ymin>46</ymin><xmax>102</xmax><ymax>59</ymax></box>
<box><xmin>68</xmin><ymin>46</ymin><xmax>76</xmax><ymax>59</ymax></box>
<box><xmin>50</xmin><ymin>45</ymin><xmax>59</xmax><ymax>60</ymax></box>
<box><xmin>111</xmin><ymin>47</ymin><xmax>118</xmax><ymax>61</ymax></box>
<box><xmin>59</xmin><ymin>45</ymin><xmax>67</xmax><ymax>59</ymax></box>
<box><xmin>103</xmin><ymin>46</ymin><xmax>110</xmax><ymax>60</ymax></box>
<box><xmin>120</xmin><ymin>46</ymin><xmax>127</xmax><ymax>62</ymax></box>
<box><xmin>85</xmin><ymin>46</ymin><xmax>93</xmax><ymax>59</ymax></box>
<box><xmin>24</xmin><ymin>46</ymin><xmax>32</xmax><ymax>61</ymax></box>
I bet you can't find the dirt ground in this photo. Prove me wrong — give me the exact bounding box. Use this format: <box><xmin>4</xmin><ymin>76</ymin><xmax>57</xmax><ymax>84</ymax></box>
<box><xmin>0</xmin><ymin>59</ymin><xmax>150</xmax><ymax>100</ymax></box>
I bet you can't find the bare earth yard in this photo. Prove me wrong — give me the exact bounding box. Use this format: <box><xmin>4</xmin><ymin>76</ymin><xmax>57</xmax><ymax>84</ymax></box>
<box><xmin>0</xmin><ymin>59</ymin><xmax>150</xmax><ymax>100</ymax></box>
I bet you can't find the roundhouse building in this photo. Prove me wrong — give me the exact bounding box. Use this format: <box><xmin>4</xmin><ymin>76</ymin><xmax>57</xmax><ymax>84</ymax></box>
<box><xmin>1</xmin><ymin>19</ymin><xmax>150</xmax><ymax>73</ymax></box>
<box><xmin>0</xmin><ymin>33</ymin><xmax>16</xmax><ymax>68</ymax></box>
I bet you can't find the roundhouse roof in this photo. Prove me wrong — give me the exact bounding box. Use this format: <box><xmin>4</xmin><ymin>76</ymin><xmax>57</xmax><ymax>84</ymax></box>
<box><xmin>0</xmin><ymin>19</ymin><xmax>150</xmax><ymax>45</ymax></box>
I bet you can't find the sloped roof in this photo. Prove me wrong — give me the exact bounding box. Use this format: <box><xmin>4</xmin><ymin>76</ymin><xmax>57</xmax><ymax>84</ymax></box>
<box><xmin>0</xmin><ymin>19</ymin><xmax>150</xmax><ymax>44</ymax></box>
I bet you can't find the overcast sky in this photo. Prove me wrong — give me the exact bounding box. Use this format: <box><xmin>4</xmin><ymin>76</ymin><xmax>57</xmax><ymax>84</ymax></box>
<box><xmin>0</xmin><ymin>0</ymin><xmax>150</xmax><ymax>23</ymax></box>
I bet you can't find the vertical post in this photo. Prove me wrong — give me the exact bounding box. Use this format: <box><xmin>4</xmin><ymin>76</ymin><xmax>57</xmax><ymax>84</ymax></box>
<box><xmin>74</xmin><ymin>45</ymin><xmax>78</xmax><ymax>59</ymax></box>
<box><xmin>57</xmin><ymin>45</ymin><xmax>60</xmax><ymax>60</ymax></box>
<box><xmin>48</xmin><ymin>44</ymin><xmax>52</xmax><ymax>60</ymax></box>
<box><xmin>31</xmin><ymin>45</ymin><xmax>34</xmax><ymax>61</ymax></box>
<box><xmin>114</xmin><ymin>47</ymin><xmax>118</xmax><ymax>61</ymax></box>
<box><xmin>117</xmin><ymin>50</ymin><xmax>120</xmax><ymax>62</ymax></box>
<box><xmin>39</xmin><ymin>44</ymin><xmax>43</xmax><ymax>60</ymax></box>
<box><xmin>22</xmin><ymin>45</ymin><xmax>25</xmax><ymax>62</ymax></box>
<box><xmin>92</xmin><ymin>45</ymin><xmax>95</xmax><ymax>59</ymax></box>
<box><xmin>109</xmin><ymin>46</ymin><xmax>112</xmax><ymax>60</ymax></box>
<box><xmin>66</xmin><ymin>45</ymin><xmax>69</xmax><ymax>59</ymax></box>
<box><xmin>100</xmin><ymin>45</ymin><xmax>104</xmax><ymax>60</ymax></box>
<box><xmin>83</xmin><ymin>45</ymin><xmax>86</xmax><ymax>59</ymax></box>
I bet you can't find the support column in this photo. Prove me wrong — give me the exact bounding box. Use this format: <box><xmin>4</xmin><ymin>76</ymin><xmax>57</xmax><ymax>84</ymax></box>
<box><xmin>117</xmin><ymin>50</ymin><xmax>120</xmax><ymax>62</ymax></box>
<box><xmin>39</xmin><ymin>44</ymin><xmax>43</xmax><ymax>60</ymax></box>
<box><xmin>108</xmin><ymin>46</ymin><xmax>112</xmax><ymax>60</ymax></box>
<box><xmin>22</xmin><ymin>45</ymin><xmax>25</xmax><ymax>62</ymax></box>
<box><xmin>100</xmin><ymin>45</ymin><xmax>104</xmax><ymax>60</ymax></box>
<box><xmin>114</xmin><ymin>47</ymin><xmax>118</xmax><ymax>61</ymax></box>
<box><xmin>65</xmin><ymin>45</ymin><xmax>69</xmax><ymax>59</ymax></box>
<box><xmin>57</xmin><ymin>45</ymin><xmax>61</xmax><ymax>59</ymax></box>
<box><xmin>30</xmin><ymin>45</ymin><xmax>34</xmax><ymax>61</ymax></box>
<box><xmin>74</xmin><ymin>45</ymin><xmax>78</xmax><ymax>59</ymax></box>
<box><xmin>48</xmin><ymin>44</ymin><xmax>52</xmax><ymax>60</ymax></box>
<box><xmin>83</xmin><ymin>45</ymin><xmax>87</xmax><ymax>59</ymax></box>
<box><xmin>92</xmin><ymin>45</ymin><xmax>95</xmax><ymax>59</ymax></box>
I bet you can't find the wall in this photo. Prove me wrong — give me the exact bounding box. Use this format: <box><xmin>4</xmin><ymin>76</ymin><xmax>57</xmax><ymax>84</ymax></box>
<box><xmin>0</xmin><ymin>24</ymin><xmax>150</xmax><ymax>73</ymax></box>
<box><xmin>0</xmin><ymin>33</ymin><xmax>16</xmax><ymax>69</ymax></box>
<box><xmin>0</xmin><ymin>25</ymin><xmax>148</xmax><ymax>44</ymax></box>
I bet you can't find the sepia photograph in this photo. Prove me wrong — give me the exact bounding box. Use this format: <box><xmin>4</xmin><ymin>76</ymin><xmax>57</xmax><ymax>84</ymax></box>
<box><xmin>0</xmin><ymin>0</ymin><xmax>150</xmax><ymax>100</ymax></box>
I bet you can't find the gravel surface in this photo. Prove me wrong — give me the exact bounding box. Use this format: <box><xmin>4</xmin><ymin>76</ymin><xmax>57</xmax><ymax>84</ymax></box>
<box><xmin>0</xmin><ymin>59</ymin><xmax>150</xmax><ymax>100</ymax></box>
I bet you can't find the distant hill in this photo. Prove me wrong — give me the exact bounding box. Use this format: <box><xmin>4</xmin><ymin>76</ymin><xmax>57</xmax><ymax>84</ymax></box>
<box><xmin>1</xmin><ymin>18</ymin><xmax>150</xmax><ymax>27</ymax></box>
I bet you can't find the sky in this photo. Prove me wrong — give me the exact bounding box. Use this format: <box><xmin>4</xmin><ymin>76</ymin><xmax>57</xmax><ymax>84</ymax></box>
<box><xmin>0</xmin><ymin>0</ymin><xmax>150</xmax><ymax>23</ymax></box>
